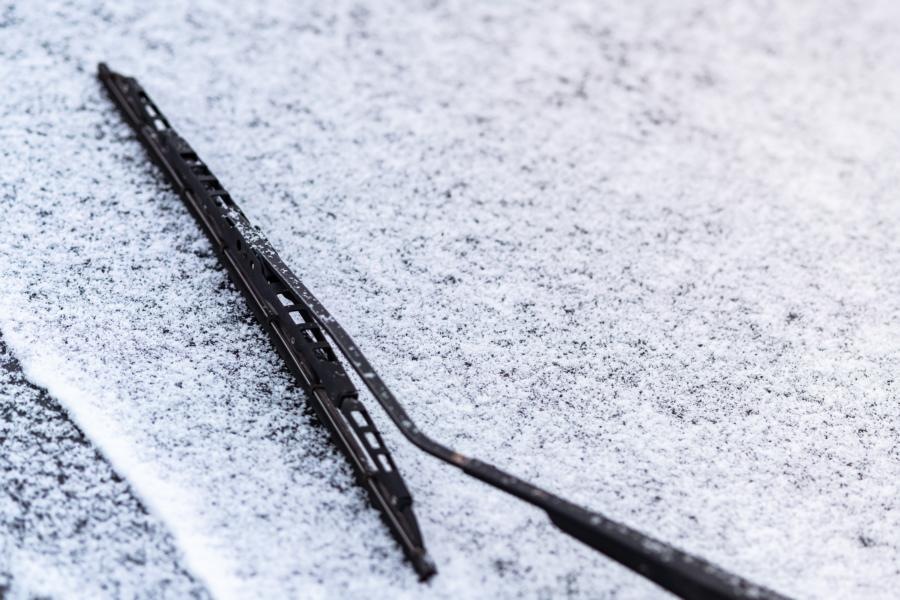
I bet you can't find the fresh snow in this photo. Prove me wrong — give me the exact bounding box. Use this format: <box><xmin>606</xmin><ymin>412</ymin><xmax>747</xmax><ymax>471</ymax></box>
<box><xmin>2</xmin><ymin>1</ymin><xmax>900</xmax><ymax>598</ymax></box>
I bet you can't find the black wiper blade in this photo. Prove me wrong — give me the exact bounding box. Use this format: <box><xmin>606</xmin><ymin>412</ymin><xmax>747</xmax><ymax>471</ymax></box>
<box><xmin>98</xmin><ymin>63</ymin><xmax>787</xmax><ymax>599</ymax></box>
<box><xmin>97</xmin><ymin>63</ymin><xmax>434</xmax><ymax>579</ymax></box>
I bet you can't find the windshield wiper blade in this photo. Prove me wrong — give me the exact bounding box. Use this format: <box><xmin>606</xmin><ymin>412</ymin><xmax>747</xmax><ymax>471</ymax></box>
<box><xmin>98</xmin><ymin>63</ymin><xmax>787</xmax><ymax>599</ymax></box>
<box><xmin>97</xmin><ymin>63</ymin><xmax>434</xmax><ymax>579</ymax></box>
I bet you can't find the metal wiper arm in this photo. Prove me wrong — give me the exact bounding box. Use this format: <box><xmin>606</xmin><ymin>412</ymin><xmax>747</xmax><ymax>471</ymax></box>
<box><xmin>98</xmin><ymin>63</ymin><xmax>786</xmax><ymax>599</ymax></box>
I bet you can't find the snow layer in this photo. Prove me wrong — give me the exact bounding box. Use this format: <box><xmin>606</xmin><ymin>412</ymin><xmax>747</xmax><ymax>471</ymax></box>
<box><xmin>2</xmin><ymin>1</ymin><xmax>900</xmax><ymax>598</ymax></box>
<box><xmin>0</xmin><ymin>336</ymin><xmax>206</xmax><ymax>599</ymax></box>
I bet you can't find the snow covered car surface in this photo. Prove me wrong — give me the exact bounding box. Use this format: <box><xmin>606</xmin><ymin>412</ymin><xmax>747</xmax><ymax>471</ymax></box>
<box><xmin>2</xmin><ymin>1</ymin><xmax>899</xmax><ymax>598</ymax></box>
